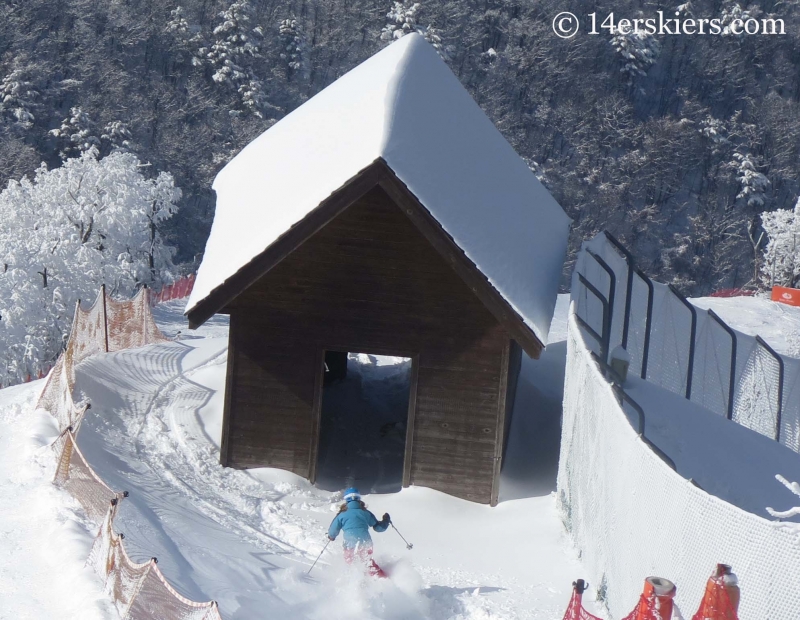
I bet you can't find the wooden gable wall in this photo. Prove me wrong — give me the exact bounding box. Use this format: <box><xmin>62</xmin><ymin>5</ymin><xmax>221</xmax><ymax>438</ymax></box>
<box><xmin>221</xmin><ymin>184</ymin><xmax>515</xmax><ymax>504</ymax></box>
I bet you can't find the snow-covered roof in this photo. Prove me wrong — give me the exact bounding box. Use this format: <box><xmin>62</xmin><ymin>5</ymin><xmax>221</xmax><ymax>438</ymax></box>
<box><xmin>186</xmin><ymin>33</ymin><xmax>570</xmax><ymax>346</ymax></box>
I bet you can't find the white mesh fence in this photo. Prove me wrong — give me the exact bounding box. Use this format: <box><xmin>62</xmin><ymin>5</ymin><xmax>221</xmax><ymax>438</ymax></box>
<box><xmin>780</xmin><ymin>357</ymin><xmax>800</xmax><ymax>452</ymax></box>
<box><xmin>732</xmin><ymin>340</ymin><xmax>782</xmax><ymax>440</ymax></box>
<box><xmin>574</xmin><ymin>232</ymin><xmax>800</xmax><ymax>453</ymax></box>
<box><xmin>558</xmin><ymin>316</ymin><xmax>800</xmax><ymax>620</ymax></box>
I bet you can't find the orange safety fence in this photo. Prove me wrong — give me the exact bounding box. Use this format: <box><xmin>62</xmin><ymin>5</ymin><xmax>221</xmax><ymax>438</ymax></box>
<box><xmin>36</xmin><ymin>286</ymin><xmax>169</xmax><ymax>431</ymax></box>
<box><xmin>53</xmin><ymin>429</ymin><xmax>123</xmax><ymax>524</ymax></box>
<box><xmin>38</xmin><ymin>284</ymin><xmax>222</xmax><ymax>619</ymax></box>
<box><xmin>87</xmin><ymin>501</ymin><xmax>221</xmax><ymax>620</ymax></box>
<box><xmin>151</xmin><ymin>274</ymin><xmax>195</xmax><ymax>305</ymax></box>
<box><xmin>560</xmin><ymin>583</ymin><xmax>603</xmax><ymax>620</ymax></box>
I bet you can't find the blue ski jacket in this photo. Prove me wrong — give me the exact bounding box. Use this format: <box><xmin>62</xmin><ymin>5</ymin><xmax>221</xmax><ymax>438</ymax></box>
<box><xmin>328</xmin><ymin>500</ymin><xmax>389</xmax><ymax>548</ymax></box>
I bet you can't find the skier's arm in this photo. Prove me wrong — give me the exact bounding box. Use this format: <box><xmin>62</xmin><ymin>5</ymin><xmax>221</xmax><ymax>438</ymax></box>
<box><xmin>370</xmin><ymin>511</ymin><xmax>390</xmax><ymax>532</ymax></box>
<box><xmin>328</xmin><ymin>514</ymin><xmax>343</xmax><ymax>540</ymax></box>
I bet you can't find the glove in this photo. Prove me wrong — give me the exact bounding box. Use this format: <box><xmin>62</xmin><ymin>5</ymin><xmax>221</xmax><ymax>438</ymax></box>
<box><xmin>382</xmin><ymin>513</ymin><xmax>391</xmax><ymax>524</ymax></box>
<box><xmin>328</xmin><ymin>535</ymin><xmax>335</xmax><ymax>541</ymax></box>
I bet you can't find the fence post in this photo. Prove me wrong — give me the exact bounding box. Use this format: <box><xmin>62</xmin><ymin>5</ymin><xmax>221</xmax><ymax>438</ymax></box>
<box><xmin>142</xmin><ymin>285</ymin><xmax>149</xmax><ymax>345</ymax></box>
<box><xmin>708</xmin><ymin>309</ymin><xmax>738</xmax><ymax>420</ymax></box>
<box><xmin>577</xmin><ymin>274</ymin><xmax>610</xmax><ymax>361</ymax></box>
<box><xmin>603</xmin><ymin>231</ymin><xmax>635</xmax><ymax>350</ymax></box>
<box><xmin>101</xmin><ymin>284</ymin><xmax>109</xmax><ymax>353</ymax></box>
<box><xmin>755</xmin><ymin>335</ymin><xmax>785</xmax><ymax>442</ymax></box>
<box><xmin>668</xmin><ymin>284</ymin><xmax>697</xmax><ymax>400</ymax></box>
<box><xmin>586</xmin><ymin>250</ymin><xmax>616</xmax><ymax>362</ymax></box>
<box><xmin>635</xmin><ymin>268</ymin><xmax>654</xmax><ymax>380</ymax></box>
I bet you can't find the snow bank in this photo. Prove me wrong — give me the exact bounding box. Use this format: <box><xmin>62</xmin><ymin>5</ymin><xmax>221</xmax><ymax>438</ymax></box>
<box><xmin>690</xmin><ymin>295</ymin><xmax>800</xmax><ymax>357</ymax></box>
<box><xmin>188</xmin><ymin>33</ymin><xmax>569</xmax><ymax>345</ymax></box>
<box><xmin>558</xmin><ymin>314</ymin><xmax>800</xmax><ymax>619</ymax></box>
<box><xmin>0</xmin><ymin>381</ymin><xmax>113</xmax><ymax>620</ymax></box>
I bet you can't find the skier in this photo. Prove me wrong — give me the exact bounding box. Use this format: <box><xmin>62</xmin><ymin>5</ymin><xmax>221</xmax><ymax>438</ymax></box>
<box><xmin>328</xmin><ymin>487</ymin><xmax>390</xmax><ymax>577</ymax></box>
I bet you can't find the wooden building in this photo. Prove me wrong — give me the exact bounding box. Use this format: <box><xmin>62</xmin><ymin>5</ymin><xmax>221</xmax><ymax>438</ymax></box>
<box><xmin>186</xmin><ymin>34</ymin><xmax>570</xmax><ymax>505</ymax></box>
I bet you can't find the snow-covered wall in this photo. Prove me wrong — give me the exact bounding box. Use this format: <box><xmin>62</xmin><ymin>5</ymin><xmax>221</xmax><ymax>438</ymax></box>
<box><xmin>558</xmin><ymin>315</ymin><xmax>800</xmax><ymax>619</ymax></box>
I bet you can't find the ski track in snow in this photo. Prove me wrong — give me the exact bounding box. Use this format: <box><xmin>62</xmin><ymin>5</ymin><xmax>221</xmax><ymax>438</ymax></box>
<box><xmin>0</xmin><ymin>298</ymin><xmax>596</xmax><ymax>619</ymax></box>
<box><xmin>73</xmin><ymin>338</ymin><xmax>579</xmax><ymax>619</ymax></box>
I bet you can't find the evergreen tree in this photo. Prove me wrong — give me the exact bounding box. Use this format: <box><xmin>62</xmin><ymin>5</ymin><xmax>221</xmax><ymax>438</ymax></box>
<box><xmin>49</xmin><ymin>107</ymin><xmax>100</xmax><ymax>160</ymax></box>
<box><xmin>0</xmin><ymin>65</ymin><xmax>39</xmax><ymax>129</ymax></box>
<box><xmin>279</xmin><ymin>18</ymin><xmax>309</xmax><ymax>82</ymax></box>
<box><xmin>203</xmin><ymin>0</ymin><xmax>270</xmax><ymax>118</ymax></box>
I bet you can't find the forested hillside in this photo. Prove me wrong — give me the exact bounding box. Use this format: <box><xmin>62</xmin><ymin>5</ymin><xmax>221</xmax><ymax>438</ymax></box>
<box><xmin>2</xmin><ymin>0</ymin><xmax>799</xmax><ymax>293</ymax></box>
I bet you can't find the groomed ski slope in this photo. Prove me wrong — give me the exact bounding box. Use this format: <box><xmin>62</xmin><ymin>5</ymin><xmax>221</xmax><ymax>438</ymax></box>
<box><xmin>0</xmin><ymin>297</ymin><xmax>596</xmax><ymax>620</ymax></box>
<box><xmin>3</xmin><ymin>293</ymin><xmax>798</xmax><ymax>619</ymax></box>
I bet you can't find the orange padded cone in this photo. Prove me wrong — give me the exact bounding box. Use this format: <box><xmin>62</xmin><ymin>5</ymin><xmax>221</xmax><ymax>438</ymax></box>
<box><xmin>638</xmin><ymin>577</ymin><xmax>676</xmax><ymax>620</ymax></box>
<box><xmin>692</xmin><ymin>564</ymin><xmax>739</xmax><ymax>620</ymax></box>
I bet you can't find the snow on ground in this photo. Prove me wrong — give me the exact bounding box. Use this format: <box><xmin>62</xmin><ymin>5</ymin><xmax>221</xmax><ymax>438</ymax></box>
<box><xmin>316</xmin><ymin>353</ymin><xmax>412</xmax><ymax>494</ymax></box>
<box><xmin>501</xmin><ymin>295</ymin><xmax>570</xmax><ymax>502</ymax></box>
<box><xmin>690</xmin><ymin>294</ymin><xmax>800</xmax><ymax>356</ymax></box>
<box><xmin>0</xmin><ymin>380</ymin><xmax>114</xmax><ymax>620</ymax></box>
<box><xmin>3</xmin><ymin>293</ymin><xmax>798</xmax><ymax>618</ymax></box>
<box><xmin>0</xmin><ymin>298</ymin><xmax>595</xmax><ymax>619</ymax></box>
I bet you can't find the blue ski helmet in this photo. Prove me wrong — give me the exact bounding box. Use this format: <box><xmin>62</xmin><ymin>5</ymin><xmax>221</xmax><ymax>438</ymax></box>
<box><xmin>343</xmin><ymin>487</ymin><xmax>361</xmax><ymax>502</ymax></box>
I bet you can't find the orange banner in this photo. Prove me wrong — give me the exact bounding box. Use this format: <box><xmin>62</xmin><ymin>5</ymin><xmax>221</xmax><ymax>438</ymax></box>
<box><xmin>772</xmin><ymin>285</ymin><xmax>800</xmax><ymax>306</ymax></box>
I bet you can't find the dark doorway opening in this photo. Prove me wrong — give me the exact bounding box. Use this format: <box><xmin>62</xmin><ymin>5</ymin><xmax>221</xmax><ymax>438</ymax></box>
<box><xmin>315</xmin><ymin>351</ymin><xmax>413</xmax><ymax>494</ymax></box>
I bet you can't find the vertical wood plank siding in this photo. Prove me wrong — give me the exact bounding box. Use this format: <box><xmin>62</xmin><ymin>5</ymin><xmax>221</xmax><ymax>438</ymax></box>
<box><xmin>225</xmin><ymin>185</ymin><xmax>513</xmax><ymax>504</ymax></box>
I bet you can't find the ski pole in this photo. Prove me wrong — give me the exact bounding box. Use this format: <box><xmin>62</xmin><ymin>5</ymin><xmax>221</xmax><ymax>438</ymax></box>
<box><xmin>391</xmin><ymin>523</ymin><xmax>413</xmax><ymax>550</ymax></box>
<box><xmin>307</xmin><ymin>538</ymin><xmax>331</xmax><ymax>575</ymax></box>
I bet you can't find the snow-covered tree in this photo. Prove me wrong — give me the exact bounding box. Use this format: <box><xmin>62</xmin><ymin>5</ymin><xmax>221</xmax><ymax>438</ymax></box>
<box><xmin>0</xmin><ymin>149</ymin><xmax>180</xmax><ymax>384</ymax></box>
<box><xmin>202</xmin><ymin>0</ymin><xmax>271</xmax><ymax>117</ymax></box>
<box><xmin>380</xmin><ymin>1</ymin><xmax>446</xmax><ymax>57</ymax></box>
<box><xmin>760</xmin><ymin>198</ymin><xmax>800</xmax><ymax>288</ymax></box>
<box><xmin>0</xmin><ymin>66</ymin><xmax>39</xmax><ymax>129</ymax></box>
<box><xmin>381</xmin><ymin>1</ymin><xmax>422</xmax><ymax>40</ymax></box>
<box><xmin>698</xmin><ymin>116</ymin><xmax>728</xmax><ymax>145</ymax></box>
<box><xmin>166</xmin><ymin>6</ymin><xmax>191</xmax><ymax>37</ymax></box>
<box><xmin>766</xmin><ymin>474</ymin><xmax>800</xmax><ymax>519</ymax></box>
<box><xmin>734</xmin><ymin>152</ymin><xmax>770</xmax><ymax>208</ymax></box>
<box><xmin>101</xmin><ymin>120</ymin><xmax>132</xmax><ymax>152</ymax></box>
<box><xmin>49</xmin><ymin>107</ymin><xmax>100</xmax><ymax>160</ymax></box>
<box><xmin>207</xmin><ymin>0</ymin><xmax>260</xmax><ymax>86</ymax></box>
<box><xmin>610</xmin><ymin>30</ymin><xmax>660</xmax><ymax>79</ymax></box>
<box><xmin>279</xmin><ymin>18</ymin><xmax>309</xmax><ymax>81</ymax></box>
<box><xmin>720</xmin><ymin>2</ymin><xmax>763</xmax><ymax>36</ymax></box>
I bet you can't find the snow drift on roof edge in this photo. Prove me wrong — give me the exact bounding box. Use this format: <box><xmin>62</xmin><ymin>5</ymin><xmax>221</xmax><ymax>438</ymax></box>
<box><xmin>187</xmin><ymin>34</ymin><xmax>570</xmax><ymax>346</ymax></box>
